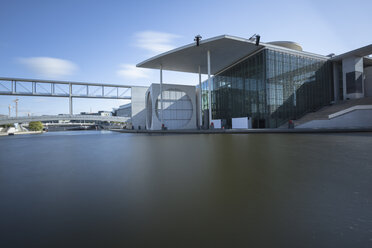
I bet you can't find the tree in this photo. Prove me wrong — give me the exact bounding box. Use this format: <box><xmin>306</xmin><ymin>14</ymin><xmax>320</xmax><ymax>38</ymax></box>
<box><xmin>28</xmin><ymin>121</ymin><xmax>43</xmax><ymax>131</ymax></box>
<box><xmin>0</xmin><ymin>124</ymin><xmax>14</xmax><ymax>128</ymax></box>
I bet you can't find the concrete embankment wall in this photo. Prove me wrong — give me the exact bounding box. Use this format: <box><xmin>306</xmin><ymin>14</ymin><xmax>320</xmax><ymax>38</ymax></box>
<box><xmin>297</xmin><ymin>109</ymin><xmax>372</xmax><ymax>129</ymax></box>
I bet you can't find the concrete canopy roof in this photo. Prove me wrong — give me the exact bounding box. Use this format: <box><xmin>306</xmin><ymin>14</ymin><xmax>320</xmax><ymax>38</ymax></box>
<box><xmin>331</xmin><ymin>44</ymin><xmax>372</xmax><ymax>61</ymax></box>
<box><xmin>136</xmin><ymin>35</ymin><xmax>264</xmax><ymax>75</ymax></box>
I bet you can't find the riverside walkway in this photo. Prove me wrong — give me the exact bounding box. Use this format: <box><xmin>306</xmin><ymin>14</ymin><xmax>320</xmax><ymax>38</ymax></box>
<box><xmin>111</xmin><ymin>127</ymin><xmax>372</xmax><ymax>134</ymax></box>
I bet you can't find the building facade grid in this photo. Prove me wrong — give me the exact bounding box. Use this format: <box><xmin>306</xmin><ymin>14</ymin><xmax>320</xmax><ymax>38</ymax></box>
<box><xmin>201</xmin><ymin>48</ymin><xmax>333</xmax><ymax>128</ymax></box>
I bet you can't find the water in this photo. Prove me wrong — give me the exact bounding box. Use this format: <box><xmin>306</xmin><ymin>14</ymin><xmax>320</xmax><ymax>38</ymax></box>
<box><xmin>0</xmin><ymin>131</ymin><xmax>371</xmax><ymax>247</ymax></box>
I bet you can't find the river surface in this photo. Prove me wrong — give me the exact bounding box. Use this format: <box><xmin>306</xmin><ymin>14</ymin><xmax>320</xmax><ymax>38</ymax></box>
<box><xmin>0</xmin><ymin>131</ymin><xmax>371</xmax><ymax>247</ymax></box>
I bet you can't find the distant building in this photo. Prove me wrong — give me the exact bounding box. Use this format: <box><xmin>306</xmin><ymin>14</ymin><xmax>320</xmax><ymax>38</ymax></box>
<box><xmin>113</xmin><ymin>103</ymin><xmax>131</xmax><ymax>117</ymax></box>
<box><xmin>80</xmin><ymin>111</ymin><xmax>112</xmax><ymax>116</ymax></box>
<box><xmin>98</xmin><ymin>111</ymin><xmax>112</xmax><ymax>116</ymax></box>
<box><xmin>80</xmin><ymin>112</ymin><xmax>95</xmax><ymax>115</ymax></box>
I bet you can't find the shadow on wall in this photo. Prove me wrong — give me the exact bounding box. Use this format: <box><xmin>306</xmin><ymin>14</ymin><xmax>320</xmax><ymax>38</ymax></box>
<box><xmin>145</xmin><ymin>85</ymin><xmax>197</xmax><ymax>130</ymax></box>
<box><xmin>269</xmin><ymin>62</ymin><xmax>333</xmax><ymax>128</ymax></box>
<box><xmin>132</xmin><ymin>108</ymin><xmax>146</xmax><ymax>130</ymax></box>
<box><xmin>154</xmin><ymin>93</ymin><xmax>193</xmax><ymax>129</ymax></box>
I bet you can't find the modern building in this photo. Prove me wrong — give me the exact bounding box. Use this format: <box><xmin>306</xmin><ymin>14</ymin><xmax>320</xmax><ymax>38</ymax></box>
<box><xmin>113</xmin><ymin>103</ymin><xmax>131</xmax><ymax>117</ymax></box>
<box><xmin>137</xmin><ymin>35</ymin><xmax>372</xmax><ymax>129</ymax></box>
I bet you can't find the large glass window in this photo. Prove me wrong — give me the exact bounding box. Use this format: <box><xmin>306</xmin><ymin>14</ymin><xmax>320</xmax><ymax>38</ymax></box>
<box><xmin>201</xmin><ymin>49</ymin><xmax>332</xmax><ymax>128</ymax></box>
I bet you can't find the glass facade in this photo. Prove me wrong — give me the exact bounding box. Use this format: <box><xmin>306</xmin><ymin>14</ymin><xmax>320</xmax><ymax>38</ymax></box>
<box><xmin>201</xmin><ymin>48</ymin><xmax>333</xmax><ymax>128</ymax></box>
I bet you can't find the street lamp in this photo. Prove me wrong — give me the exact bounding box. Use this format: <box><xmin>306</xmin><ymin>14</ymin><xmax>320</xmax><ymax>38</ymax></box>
<box><xmin>194</xmin><ymin>35</ymin><xmax>202</xmax><ymax>46</ymax></box>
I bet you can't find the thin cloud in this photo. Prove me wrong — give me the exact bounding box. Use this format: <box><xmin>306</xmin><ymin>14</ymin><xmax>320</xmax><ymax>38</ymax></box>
<box><xmin>134</xmin><ymin>31</ymin><xmax>181</xmax><ymax>55</ymax></box>
<box><xmin>18</xmin><ymin>57</ymin><xmax>78</xmax><ymax>78</ymax></box>
<box><xmin>116</xmin><ymin>64</ymin><xmax>150</xmax><ymax>80</ymax></box>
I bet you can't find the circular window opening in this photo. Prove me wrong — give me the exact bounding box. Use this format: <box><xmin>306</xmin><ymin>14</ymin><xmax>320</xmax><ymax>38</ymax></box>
<box><xmin>155</xmin><ymin>89</ymin><xmax>193</xmax><ymax>129</ymax></box>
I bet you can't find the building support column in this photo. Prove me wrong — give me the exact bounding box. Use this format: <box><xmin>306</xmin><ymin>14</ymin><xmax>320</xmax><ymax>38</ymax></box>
<box><xmin>198</xmin><ymin>65</ymin><xmax>202</xmax><ymax>128</ymax></box>
<box><xmin>69</xmin><ymin>83</ymin><xmax>73</xmax><ymax>115</ymax></box>
<box><xmin>207</xmin><ymin>50</ymin><xmax>212</xmax><ymax>128</ymax></box>
<box><xmin>160</xmin><ymin>65</ymin><xmax>164</xmax><ymax>126</ymax></box>
<box><xmin>342</xmin><ymin>56</ymin><xmax>364</xmax><ymax>100</ymax></box>
<box><xmin>333</xmin><ymin>62</ymin><xmax>340</xmax><ymax>102</ymax></box>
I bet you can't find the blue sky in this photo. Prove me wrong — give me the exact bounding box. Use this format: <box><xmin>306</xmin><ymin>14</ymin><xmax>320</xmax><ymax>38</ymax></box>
<box><xmin>0</xmin><ymin>0</ymin><xmax>371</xmax><ymax>116</ymax></box>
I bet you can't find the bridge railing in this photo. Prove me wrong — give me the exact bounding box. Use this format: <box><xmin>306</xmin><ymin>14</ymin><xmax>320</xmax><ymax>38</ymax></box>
<box><xmin>0</xmin><ymin>77</ymin><xmax>132</xmax><ymax>99</ymax></box>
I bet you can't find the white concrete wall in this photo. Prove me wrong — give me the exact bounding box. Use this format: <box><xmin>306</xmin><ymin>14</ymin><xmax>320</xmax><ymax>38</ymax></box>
<box><xmin>146</xmin><ymin>84</ymin><xmax>197</xmax><ymax>130</ymax></box>
<box><xmin>131</xmin><ymin>86</ymin><xmax>148</xmax><ymax>129</ymax></box>
<box><xmin>364</xmin><ymin>66</ymin><xmax>372</xmax><ymax>97</ymax></box>
<box><xmin>296</xmin><ymin>109</ymin><xmax>372</xmax><ymax>129</ymax></box>
<box><xmin>342</xmin><ymin>56</ymin><xmax>364</xmax><ymax>99</ymax></box>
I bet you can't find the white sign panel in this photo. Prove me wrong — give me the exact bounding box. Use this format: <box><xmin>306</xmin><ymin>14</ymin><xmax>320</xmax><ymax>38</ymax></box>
<box><xmin>232</xmin><ymin>117</ymin><xmax>251</xmax><ymax>129</ymax></box>
<box><xmin>211</xmin><ymin>119</ymin><xmax>221</xmax><ymax>129</ymax></box>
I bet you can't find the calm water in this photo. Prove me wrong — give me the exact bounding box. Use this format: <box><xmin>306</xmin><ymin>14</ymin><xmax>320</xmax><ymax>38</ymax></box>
<box><xmin>0</xmin><ymin>131</ymin><xmax>371</xmax><ymax>247</ymax></box>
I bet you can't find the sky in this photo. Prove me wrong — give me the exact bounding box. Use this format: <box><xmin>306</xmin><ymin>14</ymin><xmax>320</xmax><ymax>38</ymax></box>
<box><xmin>0</xmin><ymin>0</ymin><xmax>371</xmax><ymax>116</ymax></box>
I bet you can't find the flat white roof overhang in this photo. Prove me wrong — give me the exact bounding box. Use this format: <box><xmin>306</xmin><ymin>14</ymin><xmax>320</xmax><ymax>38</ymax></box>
<box><xmin>136</xmin><ymin>35</ymin><xmax>264</xmax><ymax>75</ymax></box>
<box><xmin>331</xmin><ymin>44</ymin><xmax>372</xmax><ymax>61</ymax></box>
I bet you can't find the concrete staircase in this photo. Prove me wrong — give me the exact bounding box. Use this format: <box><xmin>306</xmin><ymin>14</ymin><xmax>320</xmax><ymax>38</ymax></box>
<box><xmin>293</xmin><ymin>97</ymin><xmax>372</xmax><ymax>127</ymax></box>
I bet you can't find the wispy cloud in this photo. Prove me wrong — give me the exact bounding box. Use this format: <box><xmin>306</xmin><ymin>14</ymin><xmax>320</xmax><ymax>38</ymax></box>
<box><xmin>17</xmin><ymin>57</ymin><xmax>78</xmax><ymax>78</ymax></box>
<box><xmin>116</xmin><ymin>64</ymin><xmax>150</xmax><ymax>80</ymax></box>
<box><xmin>134</xmin><ymin>31</ymin><xmax>181</xmax><ymax>55</ymax></box>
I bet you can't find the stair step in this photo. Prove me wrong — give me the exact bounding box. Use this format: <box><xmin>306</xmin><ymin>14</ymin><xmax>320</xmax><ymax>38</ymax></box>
<box><xmin>294</xmin><ymin>97</ymin><xmax>372</xmax><ymax>126</ymax></box>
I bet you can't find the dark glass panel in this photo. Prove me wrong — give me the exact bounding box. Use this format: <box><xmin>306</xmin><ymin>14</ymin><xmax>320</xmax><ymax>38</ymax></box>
<box><xmin>200</xmin><ymin>48</ymin><xmax>332</xmax><ymax>128</ymax></box>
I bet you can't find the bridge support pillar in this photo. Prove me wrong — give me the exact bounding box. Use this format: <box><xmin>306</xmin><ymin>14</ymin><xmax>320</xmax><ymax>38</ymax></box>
<box><xmin>69</xmin><ymin>83</ymin><xmax>73</xmax><ymax>115</ymax></box>
<box><xmin>69</xmin><ymin>97</ymin><xmax>73</xmax><ymax>115</ymax></box>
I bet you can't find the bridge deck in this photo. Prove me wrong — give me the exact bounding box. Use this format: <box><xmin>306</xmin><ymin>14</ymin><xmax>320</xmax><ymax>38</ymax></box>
<box><xmin>0</xmin><ymin>115</ymin><xmax>130</xmax><ymax>125</ymax></box>
<box><xmin>0</xmin><ymin>77</ymin><xmax>133</xmax><ymax>100</ymax></box>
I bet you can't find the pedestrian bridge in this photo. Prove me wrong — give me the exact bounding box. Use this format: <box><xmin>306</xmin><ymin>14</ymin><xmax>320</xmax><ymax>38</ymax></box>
<box><xmin>0</xmin><ymin>115</ymin><xmax>130</xmax><ymax>125</ymax></box>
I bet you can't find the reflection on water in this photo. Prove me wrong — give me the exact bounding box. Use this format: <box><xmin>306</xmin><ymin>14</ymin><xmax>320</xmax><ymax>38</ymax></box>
<box><xmin>0</xmin><ymin>131</ymin><xmax>371</xmax><ymax>247</ymax></box>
